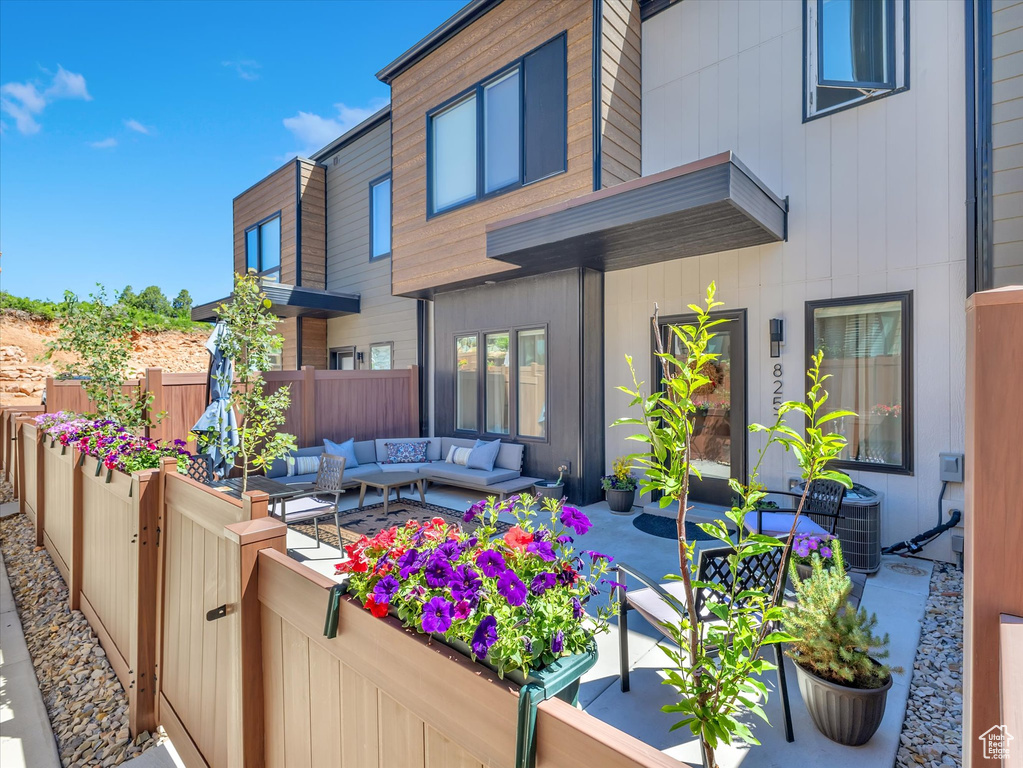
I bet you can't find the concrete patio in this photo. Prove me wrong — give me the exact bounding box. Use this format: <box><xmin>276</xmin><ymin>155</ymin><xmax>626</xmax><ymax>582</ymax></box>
<box><xmin>284</xmin><ymin>483</ymin><xmax>932</xmax><ymax>768</ymax></box>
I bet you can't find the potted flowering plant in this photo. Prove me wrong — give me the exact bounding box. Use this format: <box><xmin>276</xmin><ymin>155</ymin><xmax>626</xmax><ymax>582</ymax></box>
<box><xmin>337</xmin><ymin>495</ymin><xmax>614</xmax><ymax>690</ymax></box>
<box><xmin>600</xmin><ymin>457</ymin><xmax>638</xmax><ymax>514</ymax></box>
<box><xmin>533</xmin><ymin>464</ymin><xmax>567</xmax><ymax>503</ymax></box>
<box><xmin>791</xmin><ymin>533</ymin><xmax>837</xmax><ymax>581</ymax></box>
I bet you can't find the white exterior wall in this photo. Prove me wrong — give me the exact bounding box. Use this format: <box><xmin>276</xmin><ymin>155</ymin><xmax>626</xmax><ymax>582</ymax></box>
<box><xmin>604</xmin><ymin>0</ymin><xmax>967</xmax><ymax>561</ymax></box>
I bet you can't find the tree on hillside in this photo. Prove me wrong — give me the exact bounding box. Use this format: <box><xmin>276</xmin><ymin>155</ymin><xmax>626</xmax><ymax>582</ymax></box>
<box><xmin>119</xmin><ymin>286</ymin><xmax>136</xmax><ymax>305</ymax></box>
<box><xmin>172</xmin><ymin>289</ymin><xmax>193</xmax><ymax>317</ymax></box>
<box><xmin>133</xmin><ymin>285</ymin><xmax>173</xmax><ymax>315</ymax></box>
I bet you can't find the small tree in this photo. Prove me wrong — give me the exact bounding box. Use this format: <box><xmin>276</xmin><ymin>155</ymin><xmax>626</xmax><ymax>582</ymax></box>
<box><xmin>133</xmin><ymin>285</ymin><xmax>173</xmax><ymax>315</ymax></box>
<box><xmin>615</xmin><ymin>283</ymin><xmax>853</xmax><ymax>768</ymax></box>
<box><xmin>172</xmin><ymin>289</ymin><xmax>193</xmax><ymax>317</ymax></box>
<box><xmin>44</xmin><ymin>286</ymin><xmax>154</xmax><ymax>428</ymax></box>
<box><xmin>214</xmin><ymin>272</ymin><xmax>296</xmax><ymax>492</ymax></box>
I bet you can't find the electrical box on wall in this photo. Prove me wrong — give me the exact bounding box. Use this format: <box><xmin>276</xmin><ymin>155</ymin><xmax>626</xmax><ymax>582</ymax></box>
<box><xmin>938</xmin><ymin>452</ymin><xmax>965</xmax><ymax>484</ymax></box>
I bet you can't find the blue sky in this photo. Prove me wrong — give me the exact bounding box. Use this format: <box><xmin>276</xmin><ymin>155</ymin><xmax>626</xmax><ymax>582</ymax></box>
<box><xmin>0</xmin><ymin>0</ymin><xmax>464</xmax><ymax>305</ymax></box>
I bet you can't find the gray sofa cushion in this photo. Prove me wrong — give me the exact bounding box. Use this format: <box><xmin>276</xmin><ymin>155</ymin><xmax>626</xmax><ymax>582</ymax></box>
<box><xmin>341</xmin><ymin>463</ymin><xmax>383</xmax><ymax>482</ymax></box>
<box><xmin>354</xmin><ymin>440</ymin><xmax>376</xmax><ymax>465</ymax></box>
<box><xmin>439</xmin><ymin>437</ymin><xmax>524</xmax><ymax>472</ymax></box>
<box><xmin>375</xmin><ymin>437</ymin><xmax>442</xmax><ymax>463</ymax></box>
<box><xmin>376</xmin><ymin>462</ymin><xmax>431</xmax><ymax>473</ymax></box>
<box><xmin>419</xmin><ymin>463</ymin><xmax>519</xmax><ymax>487</ymax></box>
<box><xmin>467</xmin><ymin>439</ymin><xmax>501</xmax><ymax>471</ymax></box>
<box><xmin>280</xmin><ymin>472</ymin><xmax>318</xmax><ymax>486</ymax></box>
<box><xmin>267</xmin><ymin>446</ymin><xmax>323</xmax><ymax>478</ymax></box>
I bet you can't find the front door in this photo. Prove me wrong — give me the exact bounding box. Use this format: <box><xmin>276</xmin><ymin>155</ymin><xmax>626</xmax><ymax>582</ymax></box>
<box><xmin>657</xmin><ymin>309</ymin><xmax>747</xmax><ymax>507</ymax></box>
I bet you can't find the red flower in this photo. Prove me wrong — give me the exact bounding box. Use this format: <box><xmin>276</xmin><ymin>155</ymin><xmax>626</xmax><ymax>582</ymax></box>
<box><xmin>364</xmin><ymin>595</ymin><xmax>388</xmax><ymax>618</ymax></box>
<box><xmin>504</xmin><ymin>526</ymin><xmax>534</xmax><ymax>552</ymax></box>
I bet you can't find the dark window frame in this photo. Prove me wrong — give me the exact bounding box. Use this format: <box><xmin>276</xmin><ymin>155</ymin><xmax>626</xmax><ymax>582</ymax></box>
<box><xmin>329</xmin><ymin>345</ymin><xmax>356</xmax><ymax>370</ymax></box>
<box><xmin>802</xmin><ymin>0</ymin><xmax>910</xmax><ymax>123</ymax></box>
<box><xmin>804</xmin><ymin>291</ymin><xmax>914</xmax><ymax>475</ymax></box>
<box><xmin>368</xmin><ymin>173</ymin><xmax>392</xmax><ymax>261</ymax></box>
<box><xmin>244</xmin><ymin>210</ymin><xmax>283</xmax><ymax>278</ymax></box>
<box><xmin>369</xmin><ymin>341</ymin><xmax>394</xmax><ymax>370</ymax></box>
<box><xmin>452</xmin><ymin>324</ymin><xmax>551</xmax><ymax>445</ymax></box>
<box><xmin>425</xmin><ymin>32</ymin><xmax>567</xmax><ymax>219</ymax></box>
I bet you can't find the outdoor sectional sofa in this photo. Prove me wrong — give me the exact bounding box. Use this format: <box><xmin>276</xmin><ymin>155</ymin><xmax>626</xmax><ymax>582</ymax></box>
<box><xmin>266</xmin><ymin>436</ymin><xmax>542</xmax><ymax>500</ymax></box>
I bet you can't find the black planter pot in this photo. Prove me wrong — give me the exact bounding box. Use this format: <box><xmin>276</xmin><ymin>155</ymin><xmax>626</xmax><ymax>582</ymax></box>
<box><xmin>533</xmin><ymin>482</ymin><xmax>565</xmax><ymax>503</ymax></box>
<box><xmin>794</xmin><ymin>661</ymin><xmax>893</xmax><ymax>746</ymax></box>
<box><xmin>605</xmin><ymin>488</ymin><xmax>636</xmax><ymax>514</ymax></box>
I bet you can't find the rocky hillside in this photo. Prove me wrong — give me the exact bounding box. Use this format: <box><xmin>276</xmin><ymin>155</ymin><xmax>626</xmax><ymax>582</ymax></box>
<box><xmin>0</xmin><ymin>309</ymin><xmax>210</xmax><ymax>405</ymax></box>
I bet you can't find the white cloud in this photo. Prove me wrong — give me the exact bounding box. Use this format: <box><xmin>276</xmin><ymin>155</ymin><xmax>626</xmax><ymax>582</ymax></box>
<box><xmin>223</xmin><ymin>60</ymin><xmax>261</xmax><ymax>81</ymax></box>
<box><xmin>88</xmin><ymin>137</ymin><xmax>117</xmax><ymax>149</ymax></box>
<box><xmin>0</xmin><ymin>65</ymin><xmax>91</xmax><ymax>135</ymax></box>
<box><xmin>282</xmin><ymin>98</ymin><xmax>388</xmax><ymax>155</ymax></box>
<box><xmin>124</xmin><ymin>118</ymin><xmax>151</xmax><ymax>135</ymax></box>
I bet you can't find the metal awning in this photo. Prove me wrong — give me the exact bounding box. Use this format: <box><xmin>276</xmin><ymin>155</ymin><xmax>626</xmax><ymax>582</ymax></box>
<box><xmin>486</xmin><ymin>152</ymin><xmax>787</xmax><ymax>273</ymax></box>
<box><xmin>191</xmin><ymin>282</ymin><xmax>360</xmax><ymax>323</ymax></box>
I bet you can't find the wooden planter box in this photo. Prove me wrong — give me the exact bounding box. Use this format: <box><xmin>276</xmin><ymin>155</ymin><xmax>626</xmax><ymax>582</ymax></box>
<box><xmin>16</xmin><ymin>420</ymin><xmax>41</xmax><ymax>540</ymax></box>
<box><xmin>40</xmin><ymin>438</ymin><xmax>77</xmax><ymax>584</ymax></box>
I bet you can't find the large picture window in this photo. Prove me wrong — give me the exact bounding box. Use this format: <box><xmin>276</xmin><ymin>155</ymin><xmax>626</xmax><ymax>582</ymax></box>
<box><xmin>517</xmin><ymin>329</ymin><xmax>546</xmax><ymax>439</ymax></box>
<box><xmin>485</xmin><ymin>332</ymin><xmax>510</xmax><ymax>435</ymax></box>
<box><xmin>806</xmin><ymin>292</ymin><xmax>912</xmax><ymax>473</ymax></box>
<box><xmin>245</xmin><ymin>214</ymin><xmax>282</xmax><ymax>280</ymax></box>
<box><xmin>455</xmin><ymin>335</ymin><xmax>479</xmax><ymax>432</ymax></box>
<box><xmin>426</xmin><ymin>34</ymin><xmax>566</xmax><ymax>216</ymax></box>
<box><xmin>804</xmin><ymin>0</ymin><xmax>908</xmax><ymax>120</ymax></box>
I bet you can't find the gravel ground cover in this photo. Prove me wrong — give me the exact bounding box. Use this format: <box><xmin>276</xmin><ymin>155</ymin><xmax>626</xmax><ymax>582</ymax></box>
<box><xmin>896</xmin><ymin>562</ymin><xmax>964</xmax><ymax>768</ymax></box>
<box><xmin>0</xmin><ymin>483</ymin><xmax>163</xmax><ymax>767</ymax></box>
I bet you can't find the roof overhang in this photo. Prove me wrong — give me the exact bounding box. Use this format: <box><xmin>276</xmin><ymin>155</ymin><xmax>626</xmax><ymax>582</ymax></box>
<box><xmin>191</xmin><ymin>283</ymin><xmax>360</xmax><ymax>323</ymax></box>
<box><xmin>486</xmin><ymin>152</ymin><xmax>787</xmax><ymax>274</ymax></box>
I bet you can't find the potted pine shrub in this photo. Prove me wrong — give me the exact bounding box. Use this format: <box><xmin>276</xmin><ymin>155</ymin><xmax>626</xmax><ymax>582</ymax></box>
<box><xmin>783</xmin><ymin>540</ymin><xmax>900</xmax><ymax>746</ymax></box>
<box><xmin>337</xmin><ymin>495</ymin><xmax>614</xmax><ymax>700</ymax></box>
<box><xmin>600</xmin><ymin>457</ymin><xmax>638</xmax><ymax>514</ymax></box>
<box><xmin>533</xmin><ymin>464</ymin><xmax>567</xmax><ymax>503</ymax></box>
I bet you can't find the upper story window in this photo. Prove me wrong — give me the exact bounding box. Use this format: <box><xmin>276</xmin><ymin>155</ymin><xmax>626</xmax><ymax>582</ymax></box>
<box><xmin>804</xmin><ymin>0</ymin><xmax>908</xmax><ymax>120</ymax></box>
<box><xmin>806</xmin><ymin>292</ymin><xmax>912</xmax><ymax>474</ymax></box>
<box><xmin>370</xmin><ymin>174</ymin><xmax>392</xmax><ymax>259</ymax></box>
<box><xmin>427</xmin><ymin>33</ymin><xmax>567</xmax><ymax>217</ymax></box>
<box><xmin>245</xmin><ymin>214</ymin><xmax>281</xmax><ymax>281</ymax></box>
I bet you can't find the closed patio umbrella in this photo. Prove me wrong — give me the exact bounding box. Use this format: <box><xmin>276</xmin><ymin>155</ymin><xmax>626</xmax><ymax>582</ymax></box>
<box><xmin>191</xmin><ymin>321</ymin><xmax>238</xmax><ymax>476</ymax></box>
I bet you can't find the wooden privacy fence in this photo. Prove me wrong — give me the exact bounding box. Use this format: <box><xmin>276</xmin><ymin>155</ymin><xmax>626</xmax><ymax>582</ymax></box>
<box><xmin>964</xmin><ymin>286</ymin><xmax>1023</xmax><ymax>767</ymax></box>
<box><xmin>2</xmin><ymin>404</ymin><xmax>44</xmax><ymax>490</ymax></box>
<box><xmin>263</xmin><ymin>365</ymin><xmax>421</xmax><ymax>446</ymax></box>
<box><xmin>45</xmin><ymin>369</ymin><xmax>209</xmax><ymax>449</ymax></box>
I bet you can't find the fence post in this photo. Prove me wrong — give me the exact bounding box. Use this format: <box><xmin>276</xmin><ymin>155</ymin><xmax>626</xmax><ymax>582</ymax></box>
<box><xmin>223</xmin><ymin>492</ymin><xmax>282</xmax><ymax>768</ymax></box>
<box><xmin>301</xmin><ymin>365</ymin><xmax>316</xmax><ymax>447</ymax></box>
<box><xmin>35</xmin><ymin>422</ymin><xmax>45</xmax><ymax>548</ymax></box>
<box><xmin>68</xmin><ymin>447</ymin><xmax>83</xmax><ymax>611</ymax></box>
<box><xmin>45</xmin><ymin>377</ymin><xmax>54</xmax><ymax>413</ymax></box>
<box><xmin>408</xmin><ymin>364</ymin><xmax>421</xmax><ymax>436</ymax></box>
<box><xmin>16</xmin><ymin>419</ymin><xmax>26</xmax><ymax>516</ymax></box>
<box><xmin>145</xmin><ymin>368</ymin><xmax>166</xmax><ymax>442</ymax></box>
<box><xmin>130</xmin><ymin>467</ymin><xmax>161</xmax><ymax>735</ymax></box>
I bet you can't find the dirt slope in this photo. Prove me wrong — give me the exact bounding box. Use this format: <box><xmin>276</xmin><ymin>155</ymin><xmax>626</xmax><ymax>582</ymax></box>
<box><xmin>0</xmin><ymin>310</ymin><xmax>210</xmax><ymax>405</ymax></box>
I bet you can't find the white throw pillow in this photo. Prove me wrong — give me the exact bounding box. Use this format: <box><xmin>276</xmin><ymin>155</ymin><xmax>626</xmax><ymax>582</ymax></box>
<box><xmin>288</xmin><ymin>455</ymin><xmax>321</xmax><ymax>476</ymax></box>
<box><xmin>446</xmin><ymin>445</ymin><xmax>473</xmax><ymax>466</ymax></box>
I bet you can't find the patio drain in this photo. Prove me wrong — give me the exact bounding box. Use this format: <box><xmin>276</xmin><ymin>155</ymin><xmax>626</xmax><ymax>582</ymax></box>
<box><xmin>886</xmin><ymin>562</ymin><xmax>927</xmax><ymax>577</ymax></box>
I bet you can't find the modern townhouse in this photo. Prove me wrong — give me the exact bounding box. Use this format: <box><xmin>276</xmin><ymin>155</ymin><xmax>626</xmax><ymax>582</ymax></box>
<box><xmin>200</xmin><ymin>0</ymin><xmax>1021</xmax><ymax>564</ymax></box>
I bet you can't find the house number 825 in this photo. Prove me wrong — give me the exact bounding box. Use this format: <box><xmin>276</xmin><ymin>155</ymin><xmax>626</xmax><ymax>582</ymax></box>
<box><xmin>772</xmin><ymin>363</ymin><xmax>783</xmax><ymax>414</ymax></box>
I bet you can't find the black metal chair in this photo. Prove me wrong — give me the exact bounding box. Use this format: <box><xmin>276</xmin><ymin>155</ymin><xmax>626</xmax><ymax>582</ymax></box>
<box><xmin>616</xmin><ymin>544</ymin><xmax>796</xmax><ymax>743</ymax></box>
<box><xmin>745</xmin><ymin>479</ymin><xmax>847</xmax><ymax>538</ymax></box>
<box><xmin>186</xmin><ymin>454</ymin><xmax>216</xmax><ymax>485</ymax></box>
<box><xmin>274</xmin><ymin>454</ymin><xmax>346</xmax><ymax>547</ymax></box>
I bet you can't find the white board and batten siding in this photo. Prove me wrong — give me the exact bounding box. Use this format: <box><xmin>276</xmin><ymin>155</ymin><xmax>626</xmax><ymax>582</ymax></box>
<box><xmin>604</xmin><ymin>0</ymin><xmax>969</xmax><ymax>561</ymax></box>
<box><xmin>323</xmin><ymin>118</ymin><xmax>420</xmax><ymax>370</ymax></box>
<box><xmin>993</xmin><ymin>0</ymin><xmax>1023</xmax><ymax>286</ymax></box>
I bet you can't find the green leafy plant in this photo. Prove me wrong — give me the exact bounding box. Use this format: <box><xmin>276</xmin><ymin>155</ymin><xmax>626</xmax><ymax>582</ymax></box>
<box><xmin>43</xmin><ymin>286</ymin><xmax>156</xmax><ymax>429</ymax></box>
<box><xmin>783</xmin><ymin>540</ymin><xmax>898</xmax><ymax>688</ymax></box>
<box><xmin>614</xmin><ymin>283</ymin><xmax>853</xmax><ymax>768</ymax></box>
<box><xmin>214</xmin><ymin>272</ymin><xmax>296</xmax><ymax>492</ymax></box>
<box><xmin>1</xmin><ymin>289</ymin><xmax>205</xmax><ymax>332</ymax></box>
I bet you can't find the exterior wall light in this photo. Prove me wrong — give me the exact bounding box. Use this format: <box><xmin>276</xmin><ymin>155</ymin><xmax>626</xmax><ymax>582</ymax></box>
<box><xmin>770</xmin><ymin>318</ymin><xmax>784</xmax><ymax>358</ymax></box>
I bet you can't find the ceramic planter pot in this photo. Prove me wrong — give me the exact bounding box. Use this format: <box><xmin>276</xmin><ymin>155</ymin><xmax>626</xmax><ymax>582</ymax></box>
<box><xmin>605</xmin><ymin>488</ymin><xmax>636</xmax><ymax>514</ymax></box>
<box><xmin>533</xmin><ymin>482</ymin><xmax>564</xmax><ymax>503</ymax></box>
<box><xmin>794</xmin><ymin>660</ymin><xmax>893</xmax><ymax>746</ymax></box>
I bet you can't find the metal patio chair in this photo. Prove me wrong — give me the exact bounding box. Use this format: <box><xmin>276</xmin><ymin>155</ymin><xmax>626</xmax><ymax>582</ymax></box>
<box><xmin>745</xmin><ymin>479</ymin><xmax>846</xmax><ymax>538</ymax></box>
<box><xmin>275</xmin><ymin>453</ymin><xmax>346</xmax><ymax>547</ymax></box>
<box><xmin>186</xmin><ymin>453</ymin><xmax>216</xmax><ymax>485</ymax></box>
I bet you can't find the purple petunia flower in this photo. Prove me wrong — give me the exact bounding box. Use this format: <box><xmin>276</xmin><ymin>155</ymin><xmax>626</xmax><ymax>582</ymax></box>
<box><xmin>529</xmin><ymin>572</ymin><xmax>557</xmax><ymax>596</ymax></box>
<box><xmin>397</xmin><ymin>549</ymin><xmax>422</xmax><ymax>579</ymax></box>
<box><xmin>560</xmin><ymin>506</ymin><xmax>592</xmax><ymax>535</ymax></box>
<box><xmin>437</xmin><ymin>539</ymin><xmax>462</xmax><ymax>560</ymax></box>
<box><xmin>453</xmin><ymin>600</ymin><xmax>472</xmax><ymax>620</ymax></box>
<box><xmin>572</xmin><ymin>597</ymin><xmax>584</xmax><ymax>619</ymax></box>
<box><xmin>475</xmin><ymin>549</ymin><xmax>507</xmax><ymax>578</ymax></box>
<box><xmin>420</xmin><ymin>597</ymin><xmax>453</xmax><ymax>634</ymax></box>
<box><xmin>551</xmin><ymin>629</ymin><xmax>564</xmax><ymax>654</ymax></box>
<box><xmin>372</xmin><ymin>575</ymin><xmax>400</xmax><ymax>605</ymax></box>
<box><xmin>523</xmin><ymin>637</ymin><xmax>533</xmax><ymax>654</ymax></box>
<box><xmin>497</xmin><ymin>570</ymin><xmax>527</xmax><ymax>606</ymax></box>
<box><xmin>424</xmin><ymin>553</ymin><xmax>455</xmax><ymax>588</ymax></box>
<box><xmin>820</xmin><ymin>546</ymin><xmax>833</xmax><ymax>559</ymax></box>
<box><xmin>471</xmin><ymin>615</ymin><xmax>498</xmax><ymax>658</ymax></box>
<box><xmin>450</xmin><ymin>564</ymin><xmax>482</xmax><ymax>602</ymax></box>
<box><xmin>526</xmin><ymin>540</ymin><xmax>557</xmax><ymax>562</ymax></box>
<box><xmin>557</xmin><ymin>534</ymin><xmax>573</xmax><ymax>545</ymax></box>
<box><xmin>601</xmin><ymin>579</ymin><xmax>627</xmax><ymax>593</ymax></box>
<box><xmin>463</xmin><ymin>499</ymin><xmax>487</xmax><ymax>523</ymax></box>
<box><xmin>583</xmin><ymin>550</ymin><xmax>613</xmax><ymax>563</ymax></box>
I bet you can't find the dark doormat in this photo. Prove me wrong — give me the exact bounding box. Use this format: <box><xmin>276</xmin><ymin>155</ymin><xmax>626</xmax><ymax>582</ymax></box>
<box><xmin>632</xmin><ymin>513</ymin><xmax>717</xmax><ymax>542</ymax></box>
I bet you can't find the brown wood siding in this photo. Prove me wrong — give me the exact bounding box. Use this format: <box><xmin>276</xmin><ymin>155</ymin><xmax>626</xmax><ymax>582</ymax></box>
<box><xmin>278</xmin><ymin>318</ymin><xmax>298</xmax><ymax>370</ymax></box>
<box><xmin>299</xmin><ymin>162</ymin><xmax>327</xmax><ymax>289</ymax></box>
<box><xmin>233</xmin><ymin>162</ymin><xmax>297</xmax><ymax>282</ymax></box>
<box><xmin>390</xmin><ymin>0</ymin><xmax>596</xmax><ymax>296</ymax></box>
<box><xmin>601</xmin><ymin>0</ymin><xmax>642</xmax><ymax>187</ymax></box>
<box><xmin>299</xmin><ymin>317</ymin><xmax>328</xmax><ymax>369</ymax></box>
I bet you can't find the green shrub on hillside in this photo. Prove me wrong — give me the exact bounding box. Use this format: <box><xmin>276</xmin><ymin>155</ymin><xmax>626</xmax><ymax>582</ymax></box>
<box><xmin>1</xmin><ymin>289</ymin><xmax>205</xmax><ymax>332</ymax></box>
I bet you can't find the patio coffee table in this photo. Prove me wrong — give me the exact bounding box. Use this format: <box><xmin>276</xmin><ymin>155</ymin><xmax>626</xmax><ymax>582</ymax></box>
<box><xmin>357</xmin><ymin>471</ymin><xmax>426</xmax><ymax>515</ymax></box>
